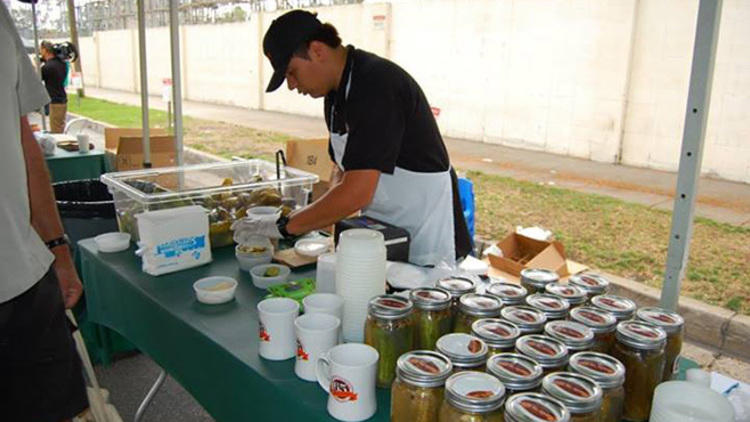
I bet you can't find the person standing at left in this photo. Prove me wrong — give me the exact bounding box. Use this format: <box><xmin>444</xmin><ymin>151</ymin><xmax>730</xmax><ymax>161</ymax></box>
<box><xmin>40</xmin><ymin>40</ymin><xmax>68</xmax><ymax>133</ymax></box>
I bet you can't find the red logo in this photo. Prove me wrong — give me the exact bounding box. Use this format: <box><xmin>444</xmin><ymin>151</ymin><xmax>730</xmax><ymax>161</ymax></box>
<box><xmin>330</xmin><ymin>376</ymin><xmax>358</xmax><ymax>402</ymax></box>
<box><xmin>259</xmin><ymin>321</ymin><xmax>270</xmax><ymax>342</ymax></box>
<box><xmin>296</xmin><ymin>339</ymin><xmax>309</xmax><ymax>361</ymax></box>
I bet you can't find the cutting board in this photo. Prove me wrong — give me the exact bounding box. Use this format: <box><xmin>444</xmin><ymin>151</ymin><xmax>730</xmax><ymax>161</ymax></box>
<box><xmin>273</xmin><ymin>248</ymin><xmax>318</xmax><ymax>269</ymax></box>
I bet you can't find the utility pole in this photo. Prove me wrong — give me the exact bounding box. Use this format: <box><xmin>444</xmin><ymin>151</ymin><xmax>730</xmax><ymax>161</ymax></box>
<box><xmin>66</xmin><ymin>0</ymin><xmax>85</xmax><ymax>98</ymax></box>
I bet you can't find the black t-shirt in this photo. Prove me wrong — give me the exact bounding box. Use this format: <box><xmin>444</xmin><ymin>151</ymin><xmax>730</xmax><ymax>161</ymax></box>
<box><xmin>41</xmin><ymin>57</ymin><xmax>67</xmax><ymax>104</ymax></box>
<box><xmin>324</xmin><ymin>46</ymin><xmax>472</xmax><ymax>259</ymax></box>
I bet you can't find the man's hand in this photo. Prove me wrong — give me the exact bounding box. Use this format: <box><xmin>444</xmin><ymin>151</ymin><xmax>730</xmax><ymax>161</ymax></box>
<box><xmin>231</xmin><ymin>211</ymin><xmax>283</xmax><ymax>243</ymax></box>
<box><xmin>51</xmin><ymin>246</ymin><xmax>83</xmax><ymax>308</ymax></box>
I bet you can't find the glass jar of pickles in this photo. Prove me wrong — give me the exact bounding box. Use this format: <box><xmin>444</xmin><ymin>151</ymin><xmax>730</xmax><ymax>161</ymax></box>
<box><xmin>635</xmin><ymin>307</ymin><xmax>684</xmax><ymax>382</ymax></box>
<box><xmin>439</xmin><ymin>371</ymin><xmax>506</xmax><ymax>422</ymax></box>
<box><xmin>486</xmin><ymin>282</ymin><xmax>528</xmax><ymax>306</ymax></box>
<box><xmin>544</xmin><ymin>320</ymin><xmax>595</xmax><ymax>352</ymax></box>
<box><xmin>515</xmin><ymin>334</ymin><xmax>569</xmax><ymax>376</ymax></box>
<box><xmin>364</xmin><ymin>295</ymin><xmax>415</xmax><ymax>388</ymax></box>
<box><xmin>437</xmin><ymin>276</ymin><xmax>477</xmax><ymax>326</ymax></box>
<box><xmin>472</xmin><ymin>318</ymin><xmax>520</xmax><ymax>356</ymax></box>
<box><xmin>454</xmin><ymin>293</ymin><xmax>503</xmax><ymax>333</ymax></box>
<box><xmin>391</xmin><ymin>350</ymin><xmax>453</xmax><ymax>422</ymax></box>
<box><xmin>501</xmin><ymin>306</ymin><xmax>547</xmax><ymax>334</ymax></box>
<box><xmin>541</xmin><ymin>372</ymin><xmax>603</xmax><ymax>422</ymax></box>
<box><xmin>569</xmin><ymin>306</ymin><xmax>618</xmax><ymax>354</ymax></box>
<box><xmin>504</xmin><ymin>392</ymin><xmax>570</xmax><ymax>422</ymax></box>
<box><xmin>436</xmin><ymin>333</ymin><xmax>489</xmax><ymax>372</ymax></box>
<box><xmin>410</xmin><ymin>287</ymin><xmax>454</xmax><ymax>350</ymax></box>
<box><xmin>568</xmin><ymin>352</ymin><xmax>626</xmax><ymax>422</ymax></box>
<box><xmin>568</xmin><ymin>273</ymin><xmax>610</xmax><ymax>298</ymax></box>
<box><xmin>520</xmin><ymin>268</ymin><xmax>559</xmax><ymax>294</ymax></box>
<box><xmin>590</xmin><ymin>294</ymin><xmax>636</xmax><ymax>322</ymax></box>
<box><xmin>525</xmin><ymin>293</ymin><xmax>570</xmax><ymax>321</ymax></box>
<box><xmin>545</xmin><ymin>282</ymin><xmax>588</xmax><ymax>309</ymax></box>
<box><xmin>610</xmin><ymin>321</ymin><xmax>667</xmax><ymax>422</ymax></box>
<box><xmin>486</xmin><ymin>353</ymin><xmax>543</xmax><ymax>395</ymax></box>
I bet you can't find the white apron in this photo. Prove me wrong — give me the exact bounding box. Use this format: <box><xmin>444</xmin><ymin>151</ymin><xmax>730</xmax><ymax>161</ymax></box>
<box><xmin>329</xmin><ymin>68</ymin><xmax>456</xmax><ymax>266</ymax></box>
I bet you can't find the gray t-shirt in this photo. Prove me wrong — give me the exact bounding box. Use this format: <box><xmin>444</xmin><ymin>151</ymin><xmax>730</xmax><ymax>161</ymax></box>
<box><xmin>0</xmin><ymin>2</ymin><xmax>55</xmax><ymax>303</ymax></box>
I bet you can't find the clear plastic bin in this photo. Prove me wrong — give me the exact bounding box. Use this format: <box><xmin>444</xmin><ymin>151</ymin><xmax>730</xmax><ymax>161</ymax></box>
<box><xmin>100</xmin><ymin>160</ymin><xmax>319</xmax><ymax>248</ymax></box>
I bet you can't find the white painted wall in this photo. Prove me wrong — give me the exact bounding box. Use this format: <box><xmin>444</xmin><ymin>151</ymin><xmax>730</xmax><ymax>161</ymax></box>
<box><xmin>72</xmin><ymin>0</ymin><xmax>750</xmax><ymax>183</ymax></box>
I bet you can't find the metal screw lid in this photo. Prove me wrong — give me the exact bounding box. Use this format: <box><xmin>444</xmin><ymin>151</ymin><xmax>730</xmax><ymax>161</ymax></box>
<box><xmin>545</xmin><ymin>283</ymin><xmax>587</xmax><ymax>306</ymax></box>
<box><xmin>487</xmin><ymin>282</ymin><xmax>528</xmax><ymax>306</ymax></box>
<box><xmin>410</xmin><ymin>287</ymin><xmax>452</xmax><ymax>311</ymax></box>
<box><xmin>472</xmin><ymin>318</ymin><xmax>521</xmax><ymax>348</ymax></box>
<box><xmin>568</xmin><ymin>351</ymin><xmax>625</xmax><ymax>389</ymax></box>
<box><xmin>436</xmin><ymin>333</ymin><xmax>489</xmax><ymax>367</ymax></box>
<box><xmin>525</xmin><ymin>293</ymin><xmax>570</xmax><ymax>320</ymax></box>
<box><xmin>615</xmin><ymin>320</ymin><xmax>667</xmax><ymax>350</ymax></box>
<box><xmin>520</xmin><ymin>268</ymin><xmax>559</xmax><ymax>288</ymax></box>
<box><xmin>459</xmin><ymin>293</ymin><xmax>503</xmax><ymax>317</ymax></box>
<box><xmin>569</xmin><ymin>306</ymin><xmax>618</xmax><ymax>333</ymax></box>
<box><xmin>486</xmin><ymin>353</ymin><xmax>544</xmax><ymax>391</ymax></box>
<box><xmin>568</xmin><ymin>273</ymin><xmax>610</xmax><ymax>295</ymax></box>
<box><xmin>444</xmin><ymin>371</ymin><xmax>506</xmax><ymax>414</ymax></box>
<box><xmin>367</xmin><ymin>295</ymin><xmax>413</xmax><ymax>320</ymax></box>
<box><xmin>541</xmin><ymin>372</ymin><xmax>603</xmax><ymax>414</ymax></box>
<box><xmin>635</xmin><ymin>307</ymin><xmax>685</xmax><ymax>334</ymax></box>
<box><xmin>437</xmin><ymin>277</ymin><xmax>476</xmax><ymax>298</ymax></box>
<box><xmin>396</xmin><ymin>350</ymin><xmax>453</xmax><ymax>388</ymax></box>
<box><xmin>501</xmin><ymin>306</ymin><xmax>548</xmax><ymax>333</ymax></box>
<box><xmin>544</xmin><ymin>320</ymin><xmax>595</xmax><ymax>351</ymax></box>
<box><xmin>591</xmin><ymin>294</ymin><xmax>636</xmax><ymax>321</ymax></box>
<box><xmin>504</xmin><ymin>392</ymin><xmax>570</xmax><ymax>422</ymax></box>
<box><xmin>515</xmin><ymin>335</ymin><xmax>569</xmax><ymax>369</ymax></box>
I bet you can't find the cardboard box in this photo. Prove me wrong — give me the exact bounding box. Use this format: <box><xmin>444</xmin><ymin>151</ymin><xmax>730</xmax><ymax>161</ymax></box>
<box><xmin>114</xmin><ymin>135</ymin><xmax>177</xmax><ymax>171</ymax></box>
<box><xmin>104</xmin><ymin>128</ymin><xmax>168</xmax><ymax>152</ymax></box>
<box><xmin>286</xmin><ymin>138</ymin><xmax>333</xmax><ymax>202</ymax></box>
<box><xmin>488</xmin><ymin>232</ymin><xmax>569</xmax><ymax>277</ymax></box>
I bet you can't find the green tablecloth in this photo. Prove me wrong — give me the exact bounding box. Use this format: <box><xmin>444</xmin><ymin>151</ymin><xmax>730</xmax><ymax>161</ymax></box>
<box><xmin>77</xmin><ymin>238</ymin><xmax>697</xmax><ymax>422</ymax></box>
<box><xmin>45</xmin><ymin>147</ymin><xmax>109</xmax><ymax>183</ymax></box>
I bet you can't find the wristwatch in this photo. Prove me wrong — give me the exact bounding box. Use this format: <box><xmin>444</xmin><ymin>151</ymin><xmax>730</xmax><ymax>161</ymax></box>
<box><xmin>46</xmin><ymin>234</ymin><xmax>70</xmax><ymax>250</ymax></box>
<box><xmin>276</xmin><ymin>215</ymin><xmax>292</xmax><ymax>239</ymax></box>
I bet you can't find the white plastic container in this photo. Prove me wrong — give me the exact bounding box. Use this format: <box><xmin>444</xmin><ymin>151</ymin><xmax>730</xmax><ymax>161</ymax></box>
<box><xmin>315</xmin><ymin>253</ymin><xmax>336</xmax><ymax>293</ymax></box>
<box><xmin>250</xmin><ymin>264</ymin><xmax>291</xmax><ymax>289</ymax></box>
<box><xmin>650</xmin><ymin>380</ymin><xmax>734</xmax><ymax>422</ymax></box>
<box><xmin>193</xmin><ymin>276</ymin><xmax>237</xmax><ymax>305</ymax></box>
<box><xmin>94</xmin><ymin>232</ymin><xmax>131</xmax><ymax>253</ymax></box>
<box><xmin>136</xmin><ymin>205</ymin><xmax>212</xmax><ymax>276</ymax></box>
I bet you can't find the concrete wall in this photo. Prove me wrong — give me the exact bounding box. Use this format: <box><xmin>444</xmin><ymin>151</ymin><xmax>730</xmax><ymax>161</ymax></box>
<box><xmin>73</xmin><ymin>0</ymin><xmax>750</xmax><ymax>183</ymax></box>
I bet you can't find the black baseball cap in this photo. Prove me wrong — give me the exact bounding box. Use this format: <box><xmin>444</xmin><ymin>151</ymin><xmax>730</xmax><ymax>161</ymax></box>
<box><xmin>263</xmin><ymin>10</ymin><xmax>323</xmax><ymax>93</ymax></box>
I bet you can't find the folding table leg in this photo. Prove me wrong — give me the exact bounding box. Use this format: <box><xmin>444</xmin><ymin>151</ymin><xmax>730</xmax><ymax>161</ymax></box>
<box><xmin>134</xmin><ymin>369</ymin><xmax>167</xmax><ymax>422</ymax></box>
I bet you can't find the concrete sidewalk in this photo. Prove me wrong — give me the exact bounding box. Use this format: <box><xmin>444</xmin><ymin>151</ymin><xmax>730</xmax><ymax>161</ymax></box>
<box><xmin>85</xmin><ymin>87</ymin><xmax>750</xmax><ymax>226</ymax></box>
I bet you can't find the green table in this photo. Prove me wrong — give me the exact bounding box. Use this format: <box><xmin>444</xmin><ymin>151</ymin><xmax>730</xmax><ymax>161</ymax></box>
<box><xmin>45</xmin><ymin>147</ymin><xmax>109</xmax><ymax>182</ymax></box>
<box><xmin>77</xmin><ymin>238</ymin><xmax>697</xmax><ymax>422</ymax></box>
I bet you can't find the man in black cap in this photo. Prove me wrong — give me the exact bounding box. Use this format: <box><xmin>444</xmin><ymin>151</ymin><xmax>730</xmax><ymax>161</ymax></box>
<box><xmin>234</xmin><ymin>10</ymin><xmax>472</xmax><ymax>266</ymax></box>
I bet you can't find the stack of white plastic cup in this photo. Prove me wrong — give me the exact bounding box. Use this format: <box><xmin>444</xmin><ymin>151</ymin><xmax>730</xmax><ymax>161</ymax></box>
<box><xmin>335</xmin><ymin>229</ymin><xmax>386</xmax><ymax>342</ymax></box>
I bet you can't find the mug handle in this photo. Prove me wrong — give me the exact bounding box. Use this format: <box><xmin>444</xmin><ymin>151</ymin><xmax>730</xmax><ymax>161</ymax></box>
<box><xmin>316</xmin><ymin>352</ymin><xmax>332</xmax><ymax>394</ymax></box>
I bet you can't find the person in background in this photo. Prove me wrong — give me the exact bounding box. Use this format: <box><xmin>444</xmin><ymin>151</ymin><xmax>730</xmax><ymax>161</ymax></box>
<box><xmin>1</xmin><ymin>5</ymin><xmax>88</xmax><ymax>421</ymax></box>
<box><xmin>40</xmin><ymin>40</ymin><xmax>68</xmax><ymax>133</ymax></box>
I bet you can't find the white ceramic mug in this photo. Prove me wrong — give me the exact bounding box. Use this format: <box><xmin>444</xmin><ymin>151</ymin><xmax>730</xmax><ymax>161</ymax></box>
<box><xmin>294</xmin><ymin>313</ymin><xmax>340</xmax><ymax>381</ymax></box>
<box><xmin>77</xmin><ymin>133</ymin><xmax>89</xmax><ymax>153</ymax></box>
<box><xmin>257</xmin><ymin>297</ymin><xmax>299</xmax><ymax>360</ymax></box>
<box><xmin>316</xmin><ymin>343</ymin><xmax>379</xmax><ymax>422</ymax></box>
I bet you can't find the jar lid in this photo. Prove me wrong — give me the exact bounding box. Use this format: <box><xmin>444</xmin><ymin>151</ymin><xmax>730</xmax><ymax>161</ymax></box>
<box><xmin>436</xmin><ymin>333</ymin><xmax>489</xmax><ymax>366</ymax></box>
<box><xmin>520</xmin><ymin>268</ymin><xmax>559</xmax><ymax>287</ymax></box>
<box><xmin>568</xmin><ymin>351</ymin><xmax>625</xmax><ymax>389</ymax></box>
<box><xmin>504</xmin><ymin>392</ymin><xmax>570</xmax><ymax>422</ymax></box>
<box><xmin>436</xmin><ymin>277</ymin><xmax>476</xmax><ymax>297</ymax></box>
<box><xmin>525</xmin><ymin>293</ymin><xmax>570</xmax><ymax>319</ymax></box>
<box><xmin>544</xmin><ymin>320</ymin><xmax>595</xmax><ymax>351</ymax></box>
<box><xmin>545</xmin><ymin>283</ymin><xmax>587</xmax><ymax>305</ymax></box>
<box><xmin>367</xmin><ymin>295</ymin><xmax>413</xmax><ymax>320</ymax></box>
<box><xmin>444</xmin><ymin>371</ymin><xmax>506</xmax><ymax>414</ymax></box>
<box><xmin>501</xmin><ymin>306</ymin><xmax>548</xmax><ymax>333</ymax></box>
<box><xmin>615</xmin><ymin>320</ymin><xmax>667</xmax><ymax>350</ymax></box>
<box><xmin>515</xmin><ymin>335</ymin><xmax>569</xmax><ymax>368</ymax></box>
<box><xmin>410</xmin><ymin>287</ymin><xmax>452</xmax><ymax>311</ymax></box>
<box><xmin>569</xmin><ymin>306</ymin><xmax>618</xmax><ymax>333</ymax></box>
<box><xmin>486</xmin><ymin>353</ymin><xmax>543</xmax><ymax>391</ymax></box>
<box><xmin>541</xmin><ymin>372</ymin><xmax>603</xmax><ymax>414</ymax></box>
<box><xmin>568</xmin><ymin>273</ymin><xmax>610</xmax><ymax>295</ymax></box>
<box><xmin>635</xmin><ymin>307</ymin><xmax>685</xmax><ymax>334</ymax></box>
<box><xmin>487</xmin><ymin>282</ymin><xmax>528</xmax><ymax>305</ymax></box>
<box><xmin>396</xmin><ymin>350</ymin><xmax>453</xmax><ymax>388</ymax></box>
<box><xmin>591</xmin><ymin>294</ymin><xmax>636</xmax><ymax>320</ymax></box>
<box><xmin>472</xmin><ymin>318</ymin><xmax>521</xmax><ymax>348</ymax></box>
<box><xmin>459</xmin><ymin>293</ymin><xmax>503</xmax><ymax>317</ymax></box>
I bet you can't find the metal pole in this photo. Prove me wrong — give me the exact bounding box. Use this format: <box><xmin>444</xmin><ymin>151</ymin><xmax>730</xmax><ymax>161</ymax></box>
<box><xmin>660</xmin><ymin>0</ymin><xmax>723</xmax><ymax>311</ymax></box>
<box><xmin>169</xmin><ymin>0</ymin><xmax>184</xmax><ymax>166</ymax></box>
<box><xmin>137</xmin><ymin>0</ymin><xmax>151</xmax><ymax>168</ymax></box>
<box><xmin>31</xmin><ymin>0</ymin><xmax>47</xmax><ymax>132</ymax></box>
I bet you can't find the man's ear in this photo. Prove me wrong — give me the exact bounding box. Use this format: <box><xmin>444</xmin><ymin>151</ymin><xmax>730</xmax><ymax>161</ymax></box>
<box><xmin>308</xmin><ymin>40</ymin><xmax>326</xmax><ymax>62</ymax></box>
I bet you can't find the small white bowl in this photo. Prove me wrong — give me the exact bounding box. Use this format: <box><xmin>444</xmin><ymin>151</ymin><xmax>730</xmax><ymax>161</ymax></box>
<box><xmin>250</xmin><ymin>264</ymin><xmax>291</xmax><ymax>289</ymax></box>
<box><xmin>95</xmin><ymin>232</ymin><xmax>131</xmax><ymax>253</ymax></box>
<box><xmin>235</xmin><ymin>239</ymin><xmax>274</xmax><ymax>271</ymax></box>
<box><xmin>193</xmin><ymin>276</ymin><xmax>238</xmax><ymax>305</ymax></box>
<box><xmin>294</xmin><ymin>237</ymin><xmax>331</xmax><ymax>257</ymax></box>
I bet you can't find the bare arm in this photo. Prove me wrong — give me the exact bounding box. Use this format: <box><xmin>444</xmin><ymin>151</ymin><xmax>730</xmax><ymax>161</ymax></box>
<box><xmin>329</xmin><ymin>164</ymin><xmax>344</xmax><ymax>187</ymax></box>
<box><xmin>286</xmin><ymin>169</ymin><xmax>379</xmax><ymax>235</ymax></box>
<box><xmin>20</xmin><ymin>116</ymin><xmax>83</xmax><ymax>308</ymax></box>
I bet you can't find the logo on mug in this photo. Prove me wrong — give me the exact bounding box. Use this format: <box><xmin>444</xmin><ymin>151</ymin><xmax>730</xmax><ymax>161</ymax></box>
<box><xmin>330</xmin><ymin>376</ymin><xmax>358</xmax><ymax>402</ymax></box>
<box><xmin>259</xmin><ymin>321</ymin><xmax>270</xmax><ymax>342</ymax></box>
<box><xmin>296</xmin><ymin>339</ymin><xmax>309</xmax><ymax>361</ymax></box>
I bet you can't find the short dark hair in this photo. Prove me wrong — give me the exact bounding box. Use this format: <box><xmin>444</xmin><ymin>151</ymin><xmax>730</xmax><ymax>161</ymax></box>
<box><xmin>292</xmin><ymin>23</ymin><xmax>342</xmax><ymax>59</ymax></box>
